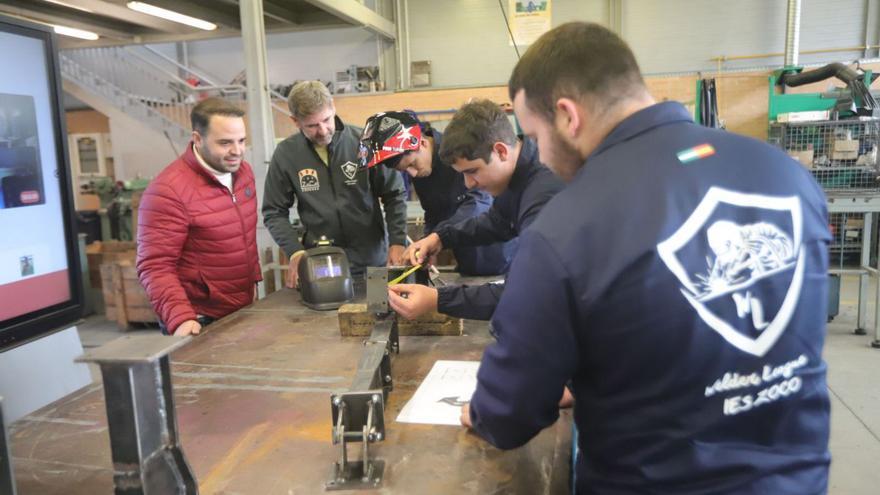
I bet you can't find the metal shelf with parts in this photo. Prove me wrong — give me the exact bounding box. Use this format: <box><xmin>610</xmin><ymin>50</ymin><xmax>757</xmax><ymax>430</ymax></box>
<box><xmin>769</xmin><ymin>118</ymin><xmax>880</xmax><ymax>193</ymax></box>
<box><xmin>829</xmin><ymin>212</ymin><xmax>870</xmax><ymax>255</ymax></box>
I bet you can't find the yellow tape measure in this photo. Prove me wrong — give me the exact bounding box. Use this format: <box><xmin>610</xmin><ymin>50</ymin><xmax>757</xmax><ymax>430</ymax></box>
<box><xmin>387</xmin><ymin>264</ymin><xmax>422</xmax><ymax>286</ymax></box>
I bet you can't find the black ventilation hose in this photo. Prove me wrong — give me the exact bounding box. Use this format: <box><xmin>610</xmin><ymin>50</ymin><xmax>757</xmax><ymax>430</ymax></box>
<box><xmin>780</xmin><ymin>63</ymin><xmax>877</xmax><ymax>116</ymax></box>
<box><xmin>780</xmin><ymin>63</ymin><xmax>860</xmax><ymax>87</ymax></box>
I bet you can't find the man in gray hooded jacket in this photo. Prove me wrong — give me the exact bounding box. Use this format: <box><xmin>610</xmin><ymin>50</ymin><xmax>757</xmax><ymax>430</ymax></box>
<box><xmin>263</xmin><ymin>81</ymin><xmax>407</xmax><ymax>288</ymax></box>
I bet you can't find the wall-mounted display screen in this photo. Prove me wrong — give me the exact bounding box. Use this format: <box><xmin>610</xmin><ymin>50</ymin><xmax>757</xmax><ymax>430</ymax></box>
<box><xmin>0</xmin><ymin>15</ymin><xmax>82</xmax><ymax>349</ymax></box>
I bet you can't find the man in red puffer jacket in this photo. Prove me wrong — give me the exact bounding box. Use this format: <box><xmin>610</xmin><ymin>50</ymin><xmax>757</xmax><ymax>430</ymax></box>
<box><xmin>136</xmin><ymin>97</ymin><xmax>261</xmax><ymax>336</ymax></box>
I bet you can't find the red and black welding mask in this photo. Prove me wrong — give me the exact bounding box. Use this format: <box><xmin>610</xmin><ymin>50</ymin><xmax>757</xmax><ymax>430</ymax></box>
<box><xmin>358</xmin><ymin>111</ymin><xmax>423</xmax><ymax>169</ymax></box>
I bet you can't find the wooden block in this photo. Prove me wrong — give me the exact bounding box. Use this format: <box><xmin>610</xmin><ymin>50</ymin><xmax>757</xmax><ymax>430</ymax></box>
<box><xmin>338</xmin><ymin>303</ymin><xmax>462</xmax><ymax>337</ymax></box>
<box><xmin>100</xmin><ymin>260</ymin><xmax>157</xmax><ymax>329</ymax></box>
<box><xmin>131</xmin><ymin>191</ymin><xmax>142</xmax><ymax>241</ymax></box>
<box><xmin>110</xmin><ymin>263</ymin><xmax>128</xmax><ymax>329</ymax></box>
<box><xmin>77</xmin><ymin>193</ymin><xmax>100</xmax><ymax>211</ymax></box>
<box><xmin>103</xmin><ymin>240</ymin><xmax>136</xmax><ymax>253</ymax></box>
<box><xmin>88</xmin><ymin>241</ymin><xmax>137</xmax><ymax>289</ymax></box>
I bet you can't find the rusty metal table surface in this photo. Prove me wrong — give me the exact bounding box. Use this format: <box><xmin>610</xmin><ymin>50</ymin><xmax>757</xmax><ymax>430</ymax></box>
<box><xmin>9</xmin><ymin>288</ymin><xmax>572</xmax><ymax>494</ymax></box>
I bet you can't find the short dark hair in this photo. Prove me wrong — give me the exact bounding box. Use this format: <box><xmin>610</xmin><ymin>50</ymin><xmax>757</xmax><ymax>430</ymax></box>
<box><xmin>439</xmin><ymin>99</ymin><xmax>517</xmax><ymax>165</ymax></box>
<box><xmin>191</xmin><ymin>97</ymin><xmax>245</xmax><ymax>135</ymax></box>
<box><xmin>508</xmin><ymin>22</ymin><xmax>645</xmax><ymax>121</ymax></box>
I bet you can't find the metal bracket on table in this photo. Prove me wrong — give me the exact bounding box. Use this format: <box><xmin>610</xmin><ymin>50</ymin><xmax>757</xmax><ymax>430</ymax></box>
<box><xmin>366</xmin><ymin>266</ymin><xmax>431</xmax><ymax>315</ymax></box>
<box><xmin>327</xmin><ymin>266</ymin><xmax>429</xmax><ymax>490</ymax></box>
<box><xmin>76</xmin><ymin>334</ymin><xmax>197</xmax><ymax>495</ymax></box>
<box><xmin>326</xmin><ymin>391</ymin><xmax>385</xmax><ymax>490</ymax></box>
<box><xmin>326</xmin><ymin>318</ymin><xmax>398</xmax><ymax>490</ymax></box>
<box><xmin>0</xmin><ymin>398</ymin><xmax>16</xmax><ymax>495</ymax></box>
<box><xmin>329</xmin><ymin>266</ymin><xmax>406</xmax><ymax>490</ymax></box>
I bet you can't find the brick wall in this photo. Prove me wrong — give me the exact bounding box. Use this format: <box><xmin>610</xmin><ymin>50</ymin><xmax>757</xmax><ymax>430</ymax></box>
<box><xmin>75</xmin><ymin>63</ymin><xmax>876</xmax><ymax>145</ymax></box>
<box><xmin>324</xmin><ymin>71</ymin><xmax>773</xmax><ymax>142</ymax></box>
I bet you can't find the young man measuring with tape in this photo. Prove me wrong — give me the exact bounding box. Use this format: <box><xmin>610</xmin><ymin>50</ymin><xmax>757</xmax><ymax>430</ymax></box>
<box><xmin>360</xmin><ymin>100</ymin><xmax>563</xmax><ymax>321</ymax></box>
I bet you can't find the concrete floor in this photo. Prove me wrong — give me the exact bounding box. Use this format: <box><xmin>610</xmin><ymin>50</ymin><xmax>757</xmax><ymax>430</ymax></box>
<box><xmin>76</xmin><ymin>274</ymin><xmax>880</xmax><ymax>494</ymax></box>
<box><xmin>824</xmin><ymin>274</ymin><xmax>880</xmax><ymax>494</ymax></box>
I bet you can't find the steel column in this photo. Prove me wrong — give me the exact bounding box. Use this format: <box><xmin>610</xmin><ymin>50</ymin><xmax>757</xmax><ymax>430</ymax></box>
<box><xmin>239</xmin><ymin>0</ymin><xmax>276</xmax><ymax>300</ymax></box>
<box><xmin>77</xmin><ymin>335</ymin><xmax>196</xmax><ymax>495</ymax></box>
<box><xmin>856</xmin><ymin>212</ymin><xmax>873</xmax><ymax>334</ymax></box>
<box><xmin>784</xmin><ymin>0</ymin><xmax>802</xmax><ymax>67</ymax></box>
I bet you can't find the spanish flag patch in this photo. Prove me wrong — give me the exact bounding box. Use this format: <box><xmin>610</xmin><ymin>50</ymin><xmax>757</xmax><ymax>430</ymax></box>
<box><xmin>677</xmin><ymin>143</ymin><xmax>715</xmax><ymax>163</ymax></box>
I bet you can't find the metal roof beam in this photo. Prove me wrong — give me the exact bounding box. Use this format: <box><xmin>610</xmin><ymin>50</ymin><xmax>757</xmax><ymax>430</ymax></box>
<box><xmin>0</xmin><ymin>2</ymin><xmax>134</xmax><ymax>40</ymax></box>
<box><xmin>302</xmin><ymin>0</ymin><xmax>395</xmax><ymax>40</ymax></box>
<box><xmin>37</xmin><ymin>0</ymin><xmax>189</xmax><ymax>33</ymax></box>
<box><xmin>58</xmin><ymin>20</ymin><xmax>349</xmax><ymax>49</ymax></box>
<box><xmin>263</xmin><ymin>0</ymin><xmax>301</xmax><ymax>25</ymax></box>
<box><xmin>143</xmin><ymin>0</ymin><xmax>241</xmax><ymax>30</ymax></box>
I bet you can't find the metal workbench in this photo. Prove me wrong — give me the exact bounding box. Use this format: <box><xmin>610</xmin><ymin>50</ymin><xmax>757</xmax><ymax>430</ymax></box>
<box><xmin>8</xmin><ymin>289</ymin><xmax>572</xmax><ymax>494</ymax></box>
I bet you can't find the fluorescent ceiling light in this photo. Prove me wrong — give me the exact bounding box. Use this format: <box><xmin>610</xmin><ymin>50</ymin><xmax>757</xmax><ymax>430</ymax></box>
<box><xmin>53</xmin><ymin>25</ymin><xmax>99</xmax><ymax>40</ymax></box>
<box><xmin>43</xmin><ymin>0</ymin><xmax>93</xmax><ymax>13</ymax></box>
<box><xmin>126</xmin><ymin>2</ymin><xmax>217</xmax><ymax>31</ymax></box>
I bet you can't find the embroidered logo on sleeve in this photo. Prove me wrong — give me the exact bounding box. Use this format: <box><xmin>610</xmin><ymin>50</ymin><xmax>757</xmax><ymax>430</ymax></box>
<box><xmin>341</xmin><ymin>161</ymin><xmax>359</xmax><ymax>185</ymax></box>
<box><xmin>657</xmin><ymin>187</ymin><xmax>804</xmax><ymax>357</ymax></box>
<box><xmin>298</xmin><ymin>168</ymin><xmax>320</xmax><ymax>192</ymax></box>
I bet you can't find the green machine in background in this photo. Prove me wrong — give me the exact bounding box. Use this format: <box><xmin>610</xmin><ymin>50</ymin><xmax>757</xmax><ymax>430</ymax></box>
<box><xmin>768</xmin><ymin>63</ymin><xmax>878</xmax><ymax>122</ymax></box>
<box><xmin>766</xmin><ymin>62</ymin><xmax>880</xmax><ymax>192</ymax></box>
<box><xmin>766</xmin><ymin>63</ymin><xmax>880</xmax><ymax>325</ymax></box>
<box><xmin>695</xmin><ymin>63</ymin><xmax>878</xmax><ymax>127</ymax></box>
<box><xmin>88</xmin><ymin>176</ymin><xmax>150</xmax><ymax>242</ymax></box>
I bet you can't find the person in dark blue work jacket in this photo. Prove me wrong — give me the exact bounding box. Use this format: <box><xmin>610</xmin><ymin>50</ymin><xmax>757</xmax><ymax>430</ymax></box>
<box><xmin>463</xmin><ymin>22</ymin><xmax>831</xmax><ymax>494</ymax></box>
<box><xmin>358</xmin><ymin>110</ymin><xmax>513</xmax><ymax>275</ymax></box>
<box><xmin>386</xmin><ymin>99</ymin><xmax>563</xmax><ymax>321</ymax></box>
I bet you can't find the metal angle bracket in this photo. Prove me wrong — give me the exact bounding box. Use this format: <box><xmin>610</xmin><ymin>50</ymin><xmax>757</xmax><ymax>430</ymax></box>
<box><xmin>326</xmin><ymin>391</ymin><xmax>386</xmax><ymax>490</ymax></box>
<box><xmin>366</xmin><ymin>267</ymin><xmax>390</xmax><ymax>314</ymax></box>
<box><xmin>366</xmin><ymin>266</ymin><xmax>431</xmax><ymax>314</ymax></box>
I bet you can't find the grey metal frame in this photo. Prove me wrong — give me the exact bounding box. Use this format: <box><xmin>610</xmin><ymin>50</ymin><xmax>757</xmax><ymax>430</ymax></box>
<box><xmin>827</xmin><ymin>200</ymin><xmax>880</xmax><ymax>347</ymax></box>
<box><xmin>326</xmin><ymin>266</ymin><xmax>428</xmax><ymax>490</ymax></box>
<box><xmin>327</xmin><ymin>318</ymin><xmax>397</xmax><ymax>490</ymax></box>
<box><xmin>76</xmin><ymin>335</ymin><xmax>196</xmax><ymax>495</ymax></box>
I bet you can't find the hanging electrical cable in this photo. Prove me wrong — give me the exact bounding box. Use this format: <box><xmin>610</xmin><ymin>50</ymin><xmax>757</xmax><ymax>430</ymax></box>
<box><xmin>698</xmin><ymin>78</ymin><xmax>722</xmax><ymax>129</ymax></box>
<box><xmin>497</xmin><ymin>0</ymin><xmax>521</xmax><ymax>59</ymax></box>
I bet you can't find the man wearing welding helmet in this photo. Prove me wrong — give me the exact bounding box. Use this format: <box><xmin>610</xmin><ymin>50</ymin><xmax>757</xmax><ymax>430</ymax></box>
<box><xmin>367</xmin><ymin>100</ymin><xmax>563</xmax><ymax>321</ymax></box>
<box><xmin>359</xmin><ymin>110</ymin><xmax>513</xmax><ymax>276</ymax></box>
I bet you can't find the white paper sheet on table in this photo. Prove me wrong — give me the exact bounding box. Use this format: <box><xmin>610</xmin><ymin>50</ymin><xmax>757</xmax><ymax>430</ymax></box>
<box><xmin>396</xmin><ymin>360</ymin><xmax>480</xmax><ymax>425</ymax></box>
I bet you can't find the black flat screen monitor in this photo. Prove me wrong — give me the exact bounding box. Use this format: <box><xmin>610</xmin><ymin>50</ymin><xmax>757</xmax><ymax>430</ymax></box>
<box><xmin>0</xmin><ymin>14</ymin><xmax>83</xmax><ymax>349</ymax></box>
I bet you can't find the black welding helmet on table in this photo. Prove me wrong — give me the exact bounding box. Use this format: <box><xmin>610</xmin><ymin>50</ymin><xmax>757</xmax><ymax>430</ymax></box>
<box><xmin>298</xmin><ymin>237</ymin><xmax>353</xmax><ymax>310</ymax></box>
